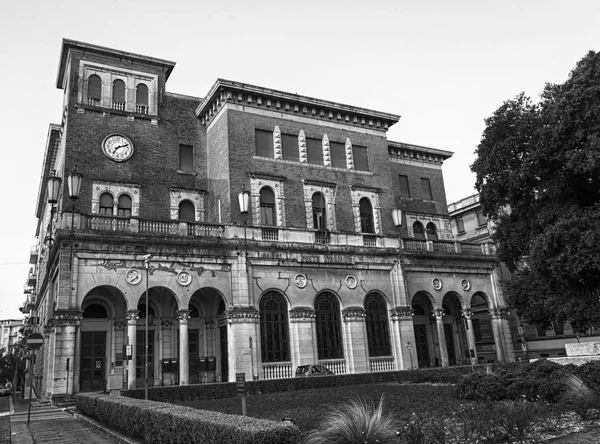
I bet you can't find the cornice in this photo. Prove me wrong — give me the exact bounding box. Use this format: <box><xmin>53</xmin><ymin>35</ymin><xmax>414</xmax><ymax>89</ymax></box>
<box><xmin>196</xmin><ymin>79</ymin><xmax>400</xmax><ymax>132</ymax></box>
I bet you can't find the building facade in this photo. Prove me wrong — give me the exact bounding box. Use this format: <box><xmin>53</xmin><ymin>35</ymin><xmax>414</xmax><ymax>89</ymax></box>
<box><xmin>0</xmin><ymin>319</ymin><xmax>23</xmax><ymax>357</ymax></box>
<box><xmin>448</xmin><ymin>193</ymin><xmax>600</xmax><ymax>360</ymax></box>
<box><xmin>24</xmin><ymin>39</ymin><xmax>515</xmax><ymax>402</ymax></box>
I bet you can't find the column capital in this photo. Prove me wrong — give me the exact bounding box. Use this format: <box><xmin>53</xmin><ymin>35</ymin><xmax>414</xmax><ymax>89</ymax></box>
<box><xmin>54</xmin><ymin>310</ymin><xmax>83</xmax><ymax>326</ymax></box>
<box><xmin>461</xmin><ymin>309</ymin><xmax>474</xmax><ymax>319</ymax></box>
<box><xmin>342</xmin><ymin>306</ymin><xmax>366</xmax><ymax>322</ymax></box>
<box><xmin>177</xmin><ymin>310</ymin><xmax>191</xmax><ymax>323</ymax></box>
<box><xmin>490</xmin><ymin>307</ymin><xmax>510</xmax><ymax>319</ymax></box>
<box><xmin>126</xmin><ymin>310</ymin><xmax>139</xmax><ymax>324</ymax></box>
<box><xmin>289</xmin><ymin>306</ymin><xmax>316</xmax><ymax>322</ymax></box>
<box><xmin>434</xmin><ymin>308</ymin><xmax>445</xmax><ymax>320</ymax></box>
<box><xmin>390</xmin><ymin>306</ymin><xmax>413</xmax><ymax>320</ymax></box>
<box><xmin>224</xmin><ymin>306</ymin><xmax>260</xmax><ymax>323</ymax></box>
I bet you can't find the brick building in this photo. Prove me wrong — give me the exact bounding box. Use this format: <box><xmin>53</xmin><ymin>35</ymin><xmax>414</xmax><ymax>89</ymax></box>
<box><xmin>24</xmin><ymin>39</ymin><xmax>515</xmax><ymax>402</ymax></box>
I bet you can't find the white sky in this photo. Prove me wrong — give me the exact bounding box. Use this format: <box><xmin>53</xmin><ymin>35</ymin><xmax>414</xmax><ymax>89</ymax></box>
<box><xmin>0</xmin><ymin>0</ymin><xmax>598</xmax><ymax>320</ymax></box>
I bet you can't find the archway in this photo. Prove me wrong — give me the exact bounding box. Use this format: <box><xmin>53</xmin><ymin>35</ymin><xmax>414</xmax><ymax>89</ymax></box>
<box><xmin>79</xmin><ymin>286</ymin><xmax>127</xmax><ymax>392</ymax></box>
<box><xmin>470</xmin><ymin>293</ymin><xmax>495</xmax><ymax>363</ymax></box>
<box><xmin>411</xmin><ymin>291</ymin><xmax>435</xmax><ymax>368</ymax></box>
<box><xmin>441</xmin><ymin>292</ymin><xmax>468</xmax><ymax>366</ymax></box>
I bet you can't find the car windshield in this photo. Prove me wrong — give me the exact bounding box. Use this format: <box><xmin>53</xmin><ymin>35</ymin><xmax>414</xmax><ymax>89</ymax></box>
<box><xmin>296</xmin><ymin>366</ymin><xmax>309</xmax><ymax>374</ymax></box>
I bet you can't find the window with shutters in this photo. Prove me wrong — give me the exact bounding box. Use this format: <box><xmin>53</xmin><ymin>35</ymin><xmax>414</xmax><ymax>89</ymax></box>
<box><xmin>117</xmin><ymin>194</ymin><xmax>132</xmax><ymax>217</ymax></box>
<box><xmin>260</xmin><ymin>187</ymin><xmax>276</xmax><ymax>226</ymax></box>
<box><xmin>179</xmin><ymin>145</ymin><xmax>193</xmax><ymax>172</ymax></box>
<box><xmin>99</xmin><ymin>193</ymin><xmax>114</xmax><ymax>216</ymax></box>
<box><xmin>399</xmin><ymin>175</ymin><xmax>410</xmax><ymax>198</ymax></box>
<box><xmin>255</xmin><ymin>130</ymin><xmax>274</xmax><ymax>158</ymax></box>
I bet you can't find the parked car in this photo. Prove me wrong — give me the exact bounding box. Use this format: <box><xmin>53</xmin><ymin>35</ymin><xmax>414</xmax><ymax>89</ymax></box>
<box><xmin>0</xmin><ymin>387</ymin><xmax>11</xmax><ymax>397</ymax></box>
<box><xmin>295</xmin><ymin>364</ymin><xmax>334</xmax><ymax>377</ymax></box>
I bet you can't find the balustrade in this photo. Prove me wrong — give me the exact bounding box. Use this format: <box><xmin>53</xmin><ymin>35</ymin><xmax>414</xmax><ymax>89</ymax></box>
<box><xmin>261</xmin><ymin>227</ymin><xmax>279</xmax><ymax>241</ymax></box>
<box><xmin>188</xmin><ymin>222</ymin><xmax>224</xmax><ymax>237</ymax></box>
<box><xmin>139</xmin><ymin>219</ymin><xmax>180</xmax><ymax>235</ymax></box>
<box><xmin>87</xmin><ymin>216</ymin><xmax>131</xmax><ymax>232</ymax></box>
<box><xmin>403</xmin><ymin>238</ymin><xmax>428</xmax><ymax>251</ymax></box>
<box><xmin>432</xmin><ymin>240</ymin><xmax>456</xmax><ymax>253</ymax></box>
<box><xmin>461</xmin><ymin>242</ymin><xmax>484</xmax><ymax>255</ymax></box>
<box><xmin>369</xmin><ymin>356</ymin><xmax>395</xmax><ymax>372</ymax></box>
<box><xmin>261</xmin><ymin>362</ymin><xmax>293</xmax><ymax>380</ymax></box>
<box><xmin>362</xmin><ymin>235</ymin><xmax>377</xmax><ymax>247</ymax></box>
<box><xmin>112</xmin><ymin>100</ymin><xmax>126</xmax><ymax>111</ymax></box>
<box><xmin>318</xmin><ymin>359</ymin><xmax>346</xmax><ymax>375</ymax></box>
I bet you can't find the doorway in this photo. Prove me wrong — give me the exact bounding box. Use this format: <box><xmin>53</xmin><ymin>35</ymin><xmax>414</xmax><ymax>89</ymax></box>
<box><xmin>80</xmin><ymin>332</ymin><xmax>106</xmax><ymax>392</ymax></box>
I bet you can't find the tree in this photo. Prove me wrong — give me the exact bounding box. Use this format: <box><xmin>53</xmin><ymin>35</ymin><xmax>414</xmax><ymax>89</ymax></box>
<box><xmin>472</xmin><ymin>50</ymin><xmax>600</xmax><ymax>333</ymax></box>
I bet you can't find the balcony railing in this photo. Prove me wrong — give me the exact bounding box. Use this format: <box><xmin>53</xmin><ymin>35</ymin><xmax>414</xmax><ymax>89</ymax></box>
<box><xmin>369</xmin><ymin>356</ymin><xmax>395</xmax><ymax>372</ymax></box>
<box><xmin>262</xmin><ymin>362</ymin><xmax>293</xmax><ymax>380</ymax></box>
<box><xmin>136</xmin><ymin>104</ymin><xmax>148</xmax><ymax>115</ymax></box>
<box><xmin>64</xmin><ymin>213</ymin><xmax>496</xmax><ymax>256</ymax></box>
<box><xmin>319</xmin><ymin>359</ymin><xmax>346</xmax><ymax>375</ymax></box>
<box><xmin>112</xmin><ymin>100</ymin><xmax>126</xmax><ymax>111</ymax></box>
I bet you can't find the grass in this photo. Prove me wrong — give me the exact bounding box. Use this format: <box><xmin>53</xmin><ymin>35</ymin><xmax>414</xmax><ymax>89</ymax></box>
<box><xmin>176</xmin><ymin>383</ymin><xmax>470</xmax><ymax>436</ymax></box>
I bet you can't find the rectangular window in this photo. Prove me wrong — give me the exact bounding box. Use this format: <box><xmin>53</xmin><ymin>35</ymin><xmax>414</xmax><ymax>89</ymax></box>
<box><xmin>179</xmin><ymin>145</ymin><xmax>193</xmax><ymax>172</ymax></box>
<box><xmin>255</xmin><ymin>129</ymin><xmax>274</xmax><ymax>158</ymax></box>
<box><xmin>420</xmin><ymin>178</ymin><xmax>433</xmax><ymax>200</ymax></box>
<box><xmin>476</xmin><ymin>210</ymin><xmax>487</xmax><ymax>226</ymax></box>
<box><xmin>282</xmin><ymin>133</ymin><xmax>299</xmax><ymax>161</ymax></box>
<box><xmin>306</xmin><ymin>137</ymin><xmax>323</xmax><ymax>165</ymax></box>
<box><xmin>352</xmin><ymin>145</ymin><xmax>369</xmax><ymax>171</ymax></box>
<box><xmin>330</xmin><ymin>141</ymin><xmax>346</xmax><ymax>169</ymax></box>
<box><xmin>456</xmin><ymin>217</ymin><xmax>465</xmax><ymax>233</ymax></box>
<box><xmin>398</xmin><ymin>175</ymin><xmax>410</xmax><ymax>198</ymax></box>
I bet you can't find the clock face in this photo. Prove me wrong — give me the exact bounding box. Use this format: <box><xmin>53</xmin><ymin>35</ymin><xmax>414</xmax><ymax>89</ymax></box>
<box><xmin>102</xmin><ymin>134</ymin><xmax>134</xmax><ymax>162</ymax></box>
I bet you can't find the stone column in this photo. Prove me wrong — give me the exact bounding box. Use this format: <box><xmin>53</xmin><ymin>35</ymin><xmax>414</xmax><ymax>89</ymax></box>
<box><xmin>126</xmin><ymin>310</ymin><xmax>138</xmax><ymax>390</ymax></box>
<box><xmin>342</xmin><ymin>307</ymin><xmax>368</xmax><ymax>374</ymax></box>
<box><xmin>177</xmin><ymin>310</ymin><xmax>191</xmax><ymax>385</ymax></box>
<box><xmin>224</xmin><ymin>307</ymin><xmax>260</xmax><ymax>381</ymax></box>
<box><xmin>490</xmin><ymin>308</ymin><xmax>506</xmax><ymax>362</ymax></box>
<box><xmin>53</xmin><ymin>311</ymin><xmax>80</xmax><ymax>400</ymax></box>
<box><xmin>434</xmin><ymin>309</ymin><xmax>449</xmax><ymax>368</ymax></box>
<box><xmin>289</xmin><ymin>307</ymin><xmax>317</xmax><ymax>370</ymax></box>
<box><xmin>461</xmin><ymin>309</ymin><xmax>478</xmax><ymax>365</ymax></box>
<box><xmin>390</xmin><ymin>306</ymin><xmax>416</xmax><ymax>370</ymax></box>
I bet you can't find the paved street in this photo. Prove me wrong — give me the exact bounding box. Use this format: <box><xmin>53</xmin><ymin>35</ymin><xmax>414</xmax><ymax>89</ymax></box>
<box><xmin>2</xmin><ymin>394</ymin><xmax>136</xmax><ymax>444</ymax></box>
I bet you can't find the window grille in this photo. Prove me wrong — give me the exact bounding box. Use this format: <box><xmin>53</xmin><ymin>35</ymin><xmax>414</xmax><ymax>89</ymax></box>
<box><xmin>315</xmin><ymin>292</ymin><xmax>343</xmax><ymax>360</ymax></box>
<box><xmin>260</xmin><ymin>291</ymin><xmax>290</xmax><ymax>362</ymax></box>
<box><xmin>365</xmin><ymin>293</ymin><xmax>391</xmax><ymax>357</ymax></box>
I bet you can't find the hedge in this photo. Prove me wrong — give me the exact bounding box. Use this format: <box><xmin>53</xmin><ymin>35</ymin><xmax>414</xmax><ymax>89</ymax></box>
<box><xmin>76</xmin><ymin>392</ymin><xmax>300</xmax><ymax>444</ymax></box>
<box><xmin>123</xmin><ymin>364</ymin><xmax>516</xmax><ymax>404</ymax></box>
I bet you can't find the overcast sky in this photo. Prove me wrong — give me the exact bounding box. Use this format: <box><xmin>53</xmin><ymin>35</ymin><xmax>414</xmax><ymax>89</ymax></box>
<box><xmin>1</xmin><ymin>0</ymin><xmax>598</xmax><ymax>320</ymax></box>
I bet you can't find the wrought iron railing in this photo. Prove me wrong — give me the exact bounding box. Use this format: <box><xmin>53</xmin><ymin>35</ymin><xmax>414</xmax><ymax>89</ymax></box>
<box><xmin>363</xmin><ymin>235</ymin><xmax>377</xmax><ymax>247</ymax></box>
<box><xmin>369</xmin><ymin>356</ymin><xmax>395</xmax><ymax>372</ymax></box>
<box><xmin>315</xmin><ymin>229</ymin><xmax>331</xmax><ymax>244</ymax></box>
<box><xmin>262</xmin><ymin>362</ymin><xmax>293</xmax><ymax>380</ymax></box>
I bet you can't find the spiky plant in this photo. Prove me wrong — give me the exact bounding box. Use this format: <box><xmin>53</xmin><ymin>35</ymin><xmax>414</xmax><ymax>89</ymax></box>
<box><xmin>304</xmin><ymin>396</ymin><xmax>398</xmax><ymax>444</ymax></box>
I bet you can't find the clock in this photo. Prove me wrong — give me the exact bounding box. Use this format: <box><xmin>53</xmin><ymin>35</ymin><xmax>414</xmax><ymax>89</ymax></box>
<box><xmin>102</xmin><ymin>134</ymin><xmax>134</xmax><ymax>162</ymax></box>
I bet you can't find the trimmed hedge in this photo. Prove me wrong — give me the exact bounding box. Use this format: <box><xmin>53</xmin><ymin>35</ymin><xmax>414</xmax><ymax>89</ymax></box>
<box><xmin>76</xmin><ymin>392</ymin><xmax>299</xmax><ymax>444</ymax></box>
<box><xmin>123</xmin><ymin>364</ymin><xmax>516</xmax><ymax>403</ymax></box>
<box><xmin>456</xmin><ymin>359</ymin><xmax>600</xmax><ymax>402</ymax></box>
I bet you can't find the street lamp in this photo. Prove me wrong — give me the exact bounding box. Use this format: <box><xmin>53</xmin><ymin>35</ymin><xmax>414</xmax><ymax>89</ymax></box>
<box><xmin>45</xmin><ymin>170</ymin><xmax>62</xmax><ymax>247</ymax></box>
<box><xmin>237</xmin><ymin>185</ymin><xmax>250</xmax><ymax>269</ymax></box>
<box><xmin>143</xmin><ymin>254</ymin><xmax>152</xmax><ymax>401</ymax></box>
<box><xmin>67</xmin><ymin>172</ymin><xmax>83</xmax><ymax>270</ymax></box>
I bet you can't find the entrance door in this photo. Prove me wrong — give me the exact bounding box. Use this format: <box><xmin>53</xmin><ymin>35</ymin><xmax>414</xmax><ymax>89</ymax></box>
<box><xmin>219</xmin><ymin>326</ymin><xmax>228</xmax><ymax>382</ymax></box>
<box><xmin>444</xmin><ymin>324</ymin><xmax>457</xmax><ymax>366</ymax></box>
<box><xmin>189</xmin><ymin>330</ymin><xmax>199</xmax><ymax>384</ymax></box>
<box><xmin>80</xmin><ymin>332</ymin><xmax>106</xmax><ymax>392</ymax></box>
<box><xmin>136</xmin><ymin>331</ymin><xmax>154</xmax><ymax>388</ymax></box>
<box><xmin>413</xmin><ymin>324</ymin><xmax>430</xmax><ymax>368</ymax></box>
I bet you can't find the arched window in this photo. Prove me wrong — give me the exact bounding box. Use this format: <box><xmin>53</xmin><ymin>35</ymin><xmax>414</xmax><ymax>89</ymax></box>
<box><xmin>137</xmin><ymin>304</ymin><xmax>155</xmax><ymax>325</ymax></box>
<box><xmin>189</xmin><ymin>305</ymin><xmax>199</xmax><ymax>318</ymax></box>
<box><xmin>112</xmin><ymin>79</ymin><xmax>125</xmax><ymax>110</ymax></box>
<box><xmin>315</xmin><ymin>292</ymin><xmax>343</xmax><ymax>360</ymax></box>
<box><xmin>83</xmin><ymin>304</ymin><xmax>108</xmax><ymax>318</ymax></box>
<box><xmin>260</xmin><ymin>187</ymin><xmax>276</xmax><ymax>226</ymax></box>
<box><xmin>87</xmin><ymin>75</ymin><xmax>101</xmax><ymax>104</ymax></box>
<box><xmin>426</xmin><ymin>222</ymin><xmax>438</xmax><ymax>240</ymax></box>
<box><xmin>136</xmin><ymin>83</ymin><xmax>149</xmax><ymax>114</ymax></box>
<box><xmin>365</xmin><ymin>293</ymin><xmax>391</xmax><ymax>357</ymax></box>
<box><xmin>259</xmin><ymin>291</ymin><xmax>290</xmax><ymax>362</ymax></box>
<box><xmin>413</xmin><ymin>221</ymin><xmax>425</xmax><ymax>239</ymax></box>
<box><xmin>118</xmin><ymin>194</ymin><xmax>132</xmax><ymax>217</ymax></box>
<box><xmin>99</xmin><ymin>193</ymin><xmax>114</xmax><ymax>215</ymax></box>
<box><xmin>312</xmin><ymin>192</ymin><xmax>326</xmax><ymax>230</ymax></box>
<box><xmin>136</xmin><ymin>83</ymin><xmax>148</xmax><ymax>105</ymax></box>
<box><xmin>178</xmin><ymin>201</ymin><xmax>195</xmax><ymax>221</ymax></box>
<box><xmin>359</xmin><ymin>197</ymin><xmax>374</xmax><ymax>233</ymax></box>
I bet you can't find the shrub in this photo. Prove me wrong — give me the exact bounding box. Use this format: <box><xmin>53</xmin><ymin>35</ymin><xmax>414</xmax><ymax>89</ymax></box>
<box><xmin>76</xmin><ymin>393</ymin><xmax>299</xmax><ymax>444</ymax></box>
<box><xmin>304</xmin><ymin>397</ymin><xmax>398</xmax><ymax>444</ymax></box>
<box><xmin>562</xmin><ymin>373</ymin><xmax>600</xmax><ymax>421</ymax></box>
<box><xmin>572</xmin><ymin>361</ymin><xmax>600</xmax><ymax>391</ymax></box>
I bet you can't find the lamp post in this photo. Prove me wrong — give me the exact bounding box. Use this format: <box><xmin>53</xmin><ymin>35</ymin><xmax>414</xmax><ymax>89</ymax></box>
<box><xmin>237</xmin><ymin>185</ymin><xmax>250</xmax><ymax>270</ymax></box>
<box><xmin>143</xmin><ymin>254</ymin><xmax>152</xmax><ymax>401</ymax></box>
<box><xmin>67</xmin><ymin>172</ymin><xmax>83</xmax><ymax>270</ymax></box>
<box><xmin>45</xmin><ymin>170</ymin><xmax>62</xmax><ymax>248</ymax></box>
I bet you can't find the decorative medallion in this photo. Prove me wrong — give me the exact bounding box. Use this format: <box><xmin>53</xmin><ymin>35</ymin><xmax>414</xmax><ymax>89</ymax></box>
<box><xmin>177</xmin><ymin>271</ymin><xmax>192</xmax><ymax>286</ymax></box>
<box><xmin>461</xmin><ymin>279</ymin><xmax>471</xmax><ymax>291</ymax></box>
<box><xmin>345</xmin><ymin>275</ymin><xmax>358</xmax><ymax>289</ymax></box>
<box><xmin>432</xmin><ymin>278</ymin><xmax>443</xmax><ymax>291</ymax></box>
<box><xmin>126</xmin><ymin>269</ymin><xmax>141</xmax><ymax>285</ymax></box>
<box><xmin>102</xmin><ymin>134</ymin><xmax>134</xmax><ymax>162</ymax></box>
<box><xmin>294</xmin><ymin>273</ymin><xmax>307</xmax><ymax>288</ymax></box>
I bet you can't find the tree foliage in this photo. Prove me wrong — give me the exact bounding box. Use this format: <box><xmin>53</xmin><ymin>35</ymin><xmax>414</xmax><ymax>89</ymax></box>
<box><xmin>472</xmin><ymin>50</ymin><xmax>600</xmax><ymax>333</ymax></box>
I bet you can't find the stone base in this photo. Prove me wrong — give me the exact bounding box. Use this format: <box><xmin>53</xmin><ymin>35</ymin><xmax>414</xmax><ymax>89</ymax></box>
<box><xmin>565</xmin><ymin>341</ymin><xmax>600</xmax><ymax>357</ymax></box>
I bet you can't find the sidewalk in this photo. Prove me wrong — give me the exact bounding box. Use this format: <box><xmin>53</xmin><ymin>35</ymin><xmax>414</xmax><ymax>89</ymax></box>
<box><xmin>8</xmin><ymin>394</ymin><xmax>138</xmax><ymax>444</ymax></box>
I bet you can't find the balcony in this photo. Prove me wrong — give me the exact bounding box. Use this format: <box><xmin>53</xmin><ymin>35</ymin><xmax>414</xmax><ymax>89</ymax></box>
<box><xmin>26</xmin><ymin>268</ymin><xmax>37</xmax><ymax>287</ymax></box>
<box><xmin>62</xmin><ymin>213</ymin><xmax>495</xmax><ymax>257</ymax></box>
<box><xmin>29</xmin><ymin>245</ymin><xmax>38</xmax><ymax>264</ymax></box>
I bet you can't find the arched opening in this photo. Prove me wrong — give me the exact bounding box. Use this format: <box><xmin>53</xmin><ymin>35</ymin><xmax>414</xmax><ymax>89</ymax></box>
<box><xmin>136</xmin><ymin>83</ymin><xmax>148</xmax><ymax>105</ymax></box>
<box><xmin>441</xmin><ymin>292</ymin><xmax>468</xmax><ymax>366</ymax></box>
<box><xmin>83</xmin><ymin>304</ymin><xmax>108</xmax><ymax>318</ymax></box>
<box><xmin>112</xmin><ymin>79</ymin><xmax>126</xmax><ymax>110</ymax></box>
<box><xmin>178</xmin><ymin>200</ymin><xmax>195</xmax><ymax>222</ymax></box>
<box><xmin>99</xmin><ymin>192</ymin><xmax>114</xmax><ymax>216</ymax></box>
<box><xmin>411</xmin><ymin>292</ymin><xmax>435</xmax><ymax>368</ymax></box>
<box><xmin>413</xmin><ymin>222</ymin><xmax>425</xmax><ymax>239</ymax></box>
<box><xmin>426</xmin><ymin>222</ymin><xmax>438</xmax><ymax>240</ymax></box>
<box><xmin>364</xmin><ymin>292</ymin><xmax>391</xmax><ymax>357</ymax></box>
<box><xmin>87</xmin><ymin>74</ymin><xmax>101</xmax><ymax>104</ymax></box>
<box><xmin>471</xmin><ymin>293</ymin><xmax>495</xmax><ymax>364</ymax></box>
<box><xmin>260</xmin><ymin>187</ymin><xmax>276</xmax><ymax>226</ymax></box>
<box><xmin>118</xmin><ymin>194</ymin><xmax>132</xmax><ymax>217</ymax></box>
<box><xmin>315</xmin><ymin>292</ymin><xmax>343</xmax><ymax>360</ymax></box>
<box><xmin>259</xmin><ymin>291</ymin><xmax>290</xmax><ymax>363</ymax></box>
<box><xmin>359</xmin><ymin>197</ymin><xmax>375</xmax><ymax>233</ymax></box>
